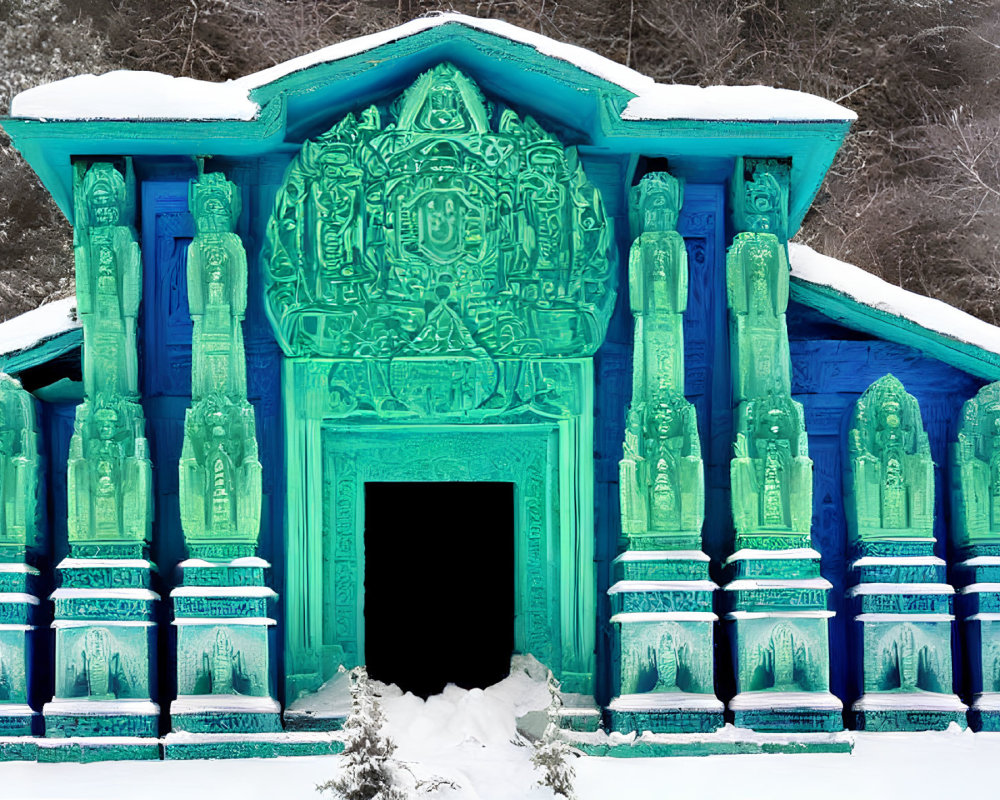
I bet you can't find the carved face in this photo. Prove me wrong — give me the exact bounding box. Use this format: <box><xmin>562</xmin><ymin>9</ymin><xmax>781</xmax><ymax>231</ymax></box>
<box><xmin>422</xmin><ymin>80</ymin><xmax>464</xmax><ymax>130</ymax></box>
<box><xmin>95</xmin><ymin>408</ymin><xmax>119</xmax><ymax>440</ymax></box>
<box><xmin>880</xmin><ymin>399</ymin><xmax>902</xmax><ymax>430</ymax></box>
<box><xmin>640</xmin><ymin>183</ymin><xmax>679</xmax><ymax>231</ymax></box>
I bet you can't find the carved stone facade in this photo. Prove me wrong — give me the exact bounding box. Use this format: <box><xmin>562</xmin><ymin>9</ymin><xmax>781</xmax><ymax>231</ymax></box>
<box><xmin>7</xmin><ymin>17</ymin><xmax>1000</xmax><ymax>760</ymax></box>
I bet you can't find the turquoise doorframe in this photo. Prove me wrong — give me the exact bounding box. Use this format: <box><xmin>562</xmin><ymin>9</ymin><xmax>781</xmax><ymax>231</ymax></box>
<box><xmin>282</xmin><ymin>358</ymin><xmax>596</xmax><ymax>700</ymax></box>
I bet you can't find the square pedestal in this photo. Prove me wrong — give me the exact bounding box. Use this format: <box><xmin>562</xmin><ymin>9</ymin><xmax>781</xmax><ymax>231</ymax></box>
<box><xmin>0</xmin><ymin>564</ymin><xmax>41</xmax><ymax>738</ymax></box>
<box><xmin>956</xmin><ymin>555</ymin><xmax>1000</xmax><ymax>730</ymax></box>
<box><xmin>847</xmin><ymin>546</ymin><xmax>966</xmax><ymax>731</ymax></box>
<box><xmin>606</xmin><ymin>551</ymin><xmax>723</xmax><ymax>733</ymax></box>
<box><xmin>170</xmin><ymin>557</ymin><xmax>280</xmax><ymax>739</ymax></box>
<box><xmin>723</xmin><ymin>549</ymin><xmax>841</xmax><ymax>732</ymax></box>
<box><xmin>43</xmin><ymin>557</ymin><xmax>160</xmax><ymax>753</ymax></box>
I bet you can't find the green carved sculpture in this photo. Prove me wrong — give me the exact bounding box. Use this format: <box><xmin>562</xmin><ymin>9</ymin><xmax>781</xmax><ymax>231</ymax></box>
<box><xmin>732</xmin><ymin>157</ymin><xmax>790</xmax><ymax>241</ymax></box>
<box><xmin>727</xmin><ymin>233</ymin><xmax>791</xmax><ymax>402</ymax></box>
<box><xmin>187</xmin><ymin>173</ymin><xmax>248</xmax><ymax>400</ymax></box>
<box><xmin>952</xmin><ymin>381</ymin><xmax>1000</xmax><ymax>549</ymax></box>
<box><xmin>68</xmin><ymin>161</ymin><xmax>152</xmax><ymax>549</ymax></box>
<box><xmin>67</xmin><ymin>393</ymin><xmax>152</xmax><ymax>545</ymax></box>
<box><xmin>846</xmin><ymin>375</ymin><xmax>934</xmax><ymax>542</ymax></box>
<box><xmin>731</xmin><ymin>394</ymin><xmax>813</xmax><ymax>542</ymax></box>
<box><xmin>262</xmin><ymin>62</ymin><xmax>614</xmax><ymax>360</ymax></box>
<box><xmin>73</xmin><ymin>161</ymin><xmax>141</xmax><ymax>399</ymax></box>
<box><xmin>619</xmin><ymin>173</ymin><xmax>703</xmax><ymax>544</ymax></box>
<box><xmin>180</xmin><ymin>171</ymin><xmax>261</xmax><ymax>556</ymax></box>
<box><xmin>0</xmin><ymin>374</ymin><xmax>40</xmax><ymax>556</ymax></box>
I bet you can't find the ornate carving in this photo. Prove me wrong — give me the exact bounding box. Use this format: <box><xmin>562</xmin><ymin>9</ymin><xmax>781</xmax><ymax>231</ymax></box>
<box><xmin>204</xmin><ymin>627</ymin><xmax>247</xmax><ymax>694</ymax></box>
<box><xmin>619</xmin><ymin>173</ymin><xmax>704</xmax><ymax>543</ymax></box>
<box><xmin>732</xmin><ymin>157</ymin><xmax>790</xmax><ymax>240</ymax></box>
<box><xmin>751</xmin><ymin>621</ymin><xmax>820</xmax><ymax>692</ymax></box>
<box><xmin>869</xmin><ymin>624</ymin><xmax>942</xmax><ymax>693</ymax></box>
<box><xmin>0</xmin><ymin>374</ymin><xmax>40</xmax><ymax>554</ymax></box>
<box><xmin>67</xmin><ymin>394</ymin><xmax>152</xmax><ymax>545</ymax></box>
<box><xmin>727</xmin><ymin>233</ymin><xmax>791</xmax><ymax>402</ymax></box>
<box><xmin>952</xmin><ymin>381</ymin><xmax>1000</xmax><ymax>548</ymax></box>
<box><xmin>181</xmin><ymin>171</ymin><xmax>262</xmax><ymax>556</ymax></box>
<box><xmin>731</xmin><ymin>395</ymin><xmax>813</xmax><ymax>541</ymax></box>
<box><xmin>263</xmin><ymin>63</ymin><xmax>614</xmax><ymax>359</ymax></box>
<box><xmin>74</xmin><ymin>161</ymin><xmax>141</xmax><ymax>399</ymax></box>
<box><xmin>846</xmin><ymin>375</ymin><xmax>934</xmax><ymax>542</ymax></box>
<box><xmin>69</xmin><ymin>161</ymin><xmax>152</xmax><ymax>549</ymax></box>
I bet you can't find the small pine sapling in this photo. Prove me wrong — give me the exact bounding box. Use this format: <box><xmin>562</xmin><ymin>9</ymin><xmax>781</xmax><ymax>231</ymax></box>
<box><xmin>531</xmin><ymin>670</ymin><xmax>577</xmax><ymax>800</ymax></box>
<box><xmin>317</xmin><ymin>666</ymin><xmax>408</xmax><ymax>800</ymax></box>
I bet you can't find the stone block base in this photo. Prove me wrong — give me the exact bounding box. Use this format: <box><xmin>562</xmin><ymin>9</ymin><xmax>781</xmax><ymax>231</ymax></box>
<box><xmin>558</xmin><ymin>693</ymin><xmax>602</xmax><ymax>732</ymax></box>
<box><xmin>169</xmin><ymin>696</ymin><xmax>281</xmax><ymax>734</ymax></box>
<box><xmin>36</xmin><ymin>737</ymin><xmax>161</xmax><ymax>762</ymax></box>
<box><xmin>969</xmin><ymin>693</ymin><xmax>1000</xmax><ymax>731</ymax></box>
<box><xmin>163</xmin><ymin>732</ymin><xmax>345</xmax><ymax>760</ymax></box>
<box><xmin>282</xmin><ymin>710</ymin><xmax>346</xmax><ymax>731</ymax></box>
<box><xmin>567</xmin><ymin>727</ymin><xmax>854</xmax><ymax>756</ymax></box>
<box><xmin>606</xmin><ymin>692</ymin><xmax>724</xmax><ymax>733</ymax></box>
<box><xmin>851</xmin><ymin>692</ymin><xmax>968</xmax><ymax>731</ymax></box>
<box><xmin>43</xmin><ymin>699</ymin><xmax>160</xmax><ymax>738</ymax></box>
<box><xmin>0</xmin><ymin>705</ymin><xmax>38</xmax><ymax>736</ymax></box>
<box><xmin>0</xmin><ymin>736</ymin><xmax>39</xmax><ymax>761</ymax></box>
<box><xmin>730</xmin><ymin>691</ymin><xmax>843</xmax><ymax>732</ymax></box>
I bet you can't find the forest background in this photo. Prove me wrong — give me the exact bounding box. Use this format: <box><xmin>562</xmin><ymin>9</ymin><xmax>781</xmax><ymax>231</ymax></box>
<box><xmin>0</xmin><ymin>0</ymin><xmax>998</xmax><ymax>324</ymax></box>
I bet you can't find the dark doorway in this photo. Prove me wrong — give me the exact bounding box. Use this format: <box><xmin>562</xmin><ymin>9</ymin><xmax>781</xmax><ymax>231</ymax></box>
<box><xmin>363</xmin><ymin>481</ymin><xmax>515</xmax><ymax>698</ymax></box>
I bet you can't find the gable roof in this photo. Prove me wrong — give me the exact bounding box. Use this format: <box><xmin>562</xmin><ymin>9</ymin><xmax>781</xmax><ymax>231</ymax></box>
<box><xmin>1</xmin><ymin>13</ymin><xmax>852</xmax><ymax>236</ymax></box>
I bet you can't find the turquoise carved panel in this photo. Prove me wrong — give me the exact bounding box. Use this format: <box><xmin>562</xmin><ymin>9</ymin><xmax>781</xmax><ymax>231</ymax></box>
<box><xmin>846</xmin><ymin>375</ymin><xmax>934</xmax><ymax>543</ymax></box>
<box><xmin>734</xmin><ymin>618</ymin><xmax>831</xmax><ymax>694</ymax></box>
<box><xmin>0</xmin><ymin>374</ymin><xmax>41</xmax><ymax>560</ymax></box>
<box><xmin>952</xmin><ymin>381</ymin><xmax>1000</xmax><ymax>551</ymax></box>
<box><xmin>175</xmin><ymin>624</ymin><xmax>270</xmax><ymax>697</ymax></box>
<box><xmin>0</xmin><ymin>628</ymin><xmax>29</xmax><ymax>704</ymax></box>
<box><xmin>54</xmin><ymin>625</ymin><xmax>152</xmax><ymax>700</ymax></box>
<box><xmin>262</xmin><ymin>62</ymin><xmax>614</xmax><ymax>360</ymax></box>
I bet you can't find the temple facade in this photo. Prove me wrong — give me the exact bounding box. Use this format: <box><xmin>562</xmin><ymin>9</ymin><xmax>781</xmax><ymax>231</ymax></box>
<box><xmin>0</xmin><ymin>14</ymin><xmax>998</xmax><ymax>759</ymax></box>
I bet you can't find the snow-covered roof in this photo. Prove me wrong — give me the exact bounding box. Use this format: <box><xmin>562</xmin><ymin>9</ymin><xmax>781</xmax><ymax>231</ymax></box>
<box><xmin>0</xmin><ymin>296</ymin><xmax>78</xmax><ymax>358</ymax></box>
<box><xmin>9</xmin><ymin>13</ymin><xmax>855</xmax><ymax>124</ymax></box>
<box><xmin>788</xmin><ymin>243</ymin><xmax>1000</xmax><ymax>360</ymax></box>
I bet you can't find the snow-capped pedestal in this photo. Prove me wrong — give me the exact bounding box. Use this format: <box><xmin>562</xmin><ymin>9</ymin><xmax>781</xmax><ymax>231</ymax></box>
<box><xmin>41</xmin><ymin>560</ymin><xmax>161</xmax><ymax>760</ymax></box>
<box><xmin>166</xmin><ymin>557</ymin><xmax>282</xmax><ymax>757</ymax></box>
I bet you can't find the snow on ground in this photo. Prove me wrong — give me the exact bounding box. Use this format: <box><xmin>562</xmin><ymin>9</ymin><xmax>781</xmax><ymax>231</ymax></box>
<box><xmin>789</xmin><ymin>242</ymin><xmax>1000</xmax><ymax>357</ymax></box>
<box><xmin>4</xmin><ymin>661</ymin><xmax>1000</xmax><ymax>800</ymax></box>
<box><xmin>10</xmin><ymin>13</ymin><xmax>854</xmax><ymax>124</ymax></box>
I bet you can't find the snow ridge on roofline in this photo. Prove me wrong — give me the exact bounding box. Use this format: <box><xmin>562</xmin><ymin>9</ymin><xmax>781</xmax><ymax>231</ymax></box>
<box><xmin>9</xmin><ymin>12</ymin><xmax>856</xmax><ymax>124</ymax></box>
<box><xmin>788</xmin><ymin>242</ymin><xmax>1000</xmax><ymax>358</ymax></box>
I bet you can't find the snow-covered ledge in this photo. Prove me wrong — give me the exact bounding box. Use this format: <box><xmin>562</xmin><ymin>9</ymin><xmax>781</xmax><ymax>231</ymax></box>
<box><xmin>10</xmin><ymin>13</ymin><xmax>855</xmax><ymax>124</ymax></box>
<box><xmin>0</xmin><ymin>296</ymin><xmax>77</xmax><ymax>358</ymax></box>
<box><xmin>789</xmin><ymin>242</ymin><xmax>1000</xmax><ymax>358</ymax></box>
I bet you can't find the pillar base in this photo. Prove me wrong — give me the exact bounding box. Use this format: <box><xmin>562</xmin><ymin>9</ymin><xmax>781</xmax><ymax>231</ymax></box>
<box><xmin>169</xmin><ymin>695</ymin><xmax>281</xmax><ymax>734</ymax></box>
<box><xmin>730</xmin><ymin>690</ymin><xmax>843</xmax><ymax>732</ymax></box>
<box><xmin>851</xmin><ymin>692</ymin><xmax>967</xmax><ymax>731</ymax></box>
<box><xmin>606</xmin><ymin>692</ymin><xmax>724</xmax><ymax>733</ymax></box>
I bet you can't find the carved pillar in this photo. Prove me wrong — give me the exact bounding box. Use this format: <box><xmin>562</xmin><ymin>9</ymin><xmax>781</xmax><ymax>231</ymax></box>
<box><xmin>722</xmin><ymin>158</ymin><xmax>841</xmax><ymax>732</ymax></box>
<box><xmin>0</xmin><ymin>374</ymin><xmax>43</xmax><ymax>745</ymax></box>
<box><xmin>166</xmin><ymin>171</ymin><xmax>279</xmax><ymax>756</ymax></box>
<box><xmin>844</xmin><ymin>375</ymin><xmax>965</xmax><ymax>729</ymax></box>
<box><xmin>42</xmin><ymin>161</ymin><xmax>160</xmax><ymax>758</ymax></box>
<box><xmin>605</xmin><ymin>172</ymin><xmax>722</xmax><ymax>733</ymax></box>
<box><xmin>953</xmin><ymin>382</ymin><xmax>1000</xmax><ymax>729</ymax></box>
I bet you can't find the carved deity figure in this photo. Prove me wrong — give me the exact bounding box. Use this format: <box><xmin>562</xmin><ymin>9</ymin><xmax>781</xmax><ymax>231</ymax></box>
<box><xmin>0</xmin><ymin>374</ymin><xmax>40</xmax><ymax>552</ymax></box>
<box><xmin>846</xmin><ymin>375</ymin><xmax>934</xmax><ymax>542</ymax></box>
<box><xmin>0</xmin><ymin>646</ymin><xmax>9</xmax><ymax>701</ymax></box>
<box><xmin>187</xmin><ymin>172</ymin><xmax>249</xmax><ymax>401</ymax></box>
<box><xmin>620</xmin><ymin>385</ymin><xmax>703</xmax><ymax>539</ymax></box>
<box><xmin>732</xmin><ymin>158</ymin><xmax>790</xmax><ymax>239</ymax></box>
<box><xmin>74</xmin><ymin>162</ymin><xmax>141</xmax><ymax>398</ymax></box>
<box><xmin>756</xmin><ymin>622</ymin><xmax>810</xmax><ymax>691</ymax></box>
<box><xmin>181</xmin><ymin>171</ymin><xmax>262</xmax><ymax>556</ymax></box>
<box><xmin>67</xmin><ymin>395</ymin><xmax>152</xmax><ymax>545</ymax></box>
<box><xmin>726</xmin><ymin>232</ymin><xmax>791</xmax><ymax>402</ymax></box>
<box><xmin>202</xmin><ymin>627</ymin><xmax>248</xmax><ymax>695</ymax></box>
<box><xmin>180</xmin><ymin>395</ymin><xmax>262</xmax><ymax>548</ymax></box>
<box><xmin>81</xmin><ymin>627</ymin><xmax>118</xmax><ymax>700</ymax></box>
<box><xmin>619</xmin><ymin>172</ymin><xmax>704</xmax><ymax>545</ymax></box>
<box><xmin>262</xmin><ymin>62</ymin><xmax>613</xmax><ymax>360</ymax></box>
<box><xmin>871</xmin><ymin>624</ymin><xmax>940</xmax><ymax>693</ymax></box>
<box><xmin>620</xmin><ymin>628</ymin><xmax>689</xmax><ymax>694</ymax></box>
<box><xmin>731</xmin><ymin>395</ymin><xmax>813</xmax><ymax>541</ymax></box>
<box><xmin>952</xmin><ymin>382</ymin><xmax>1000</xmax><ymax>549</ymax></box>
